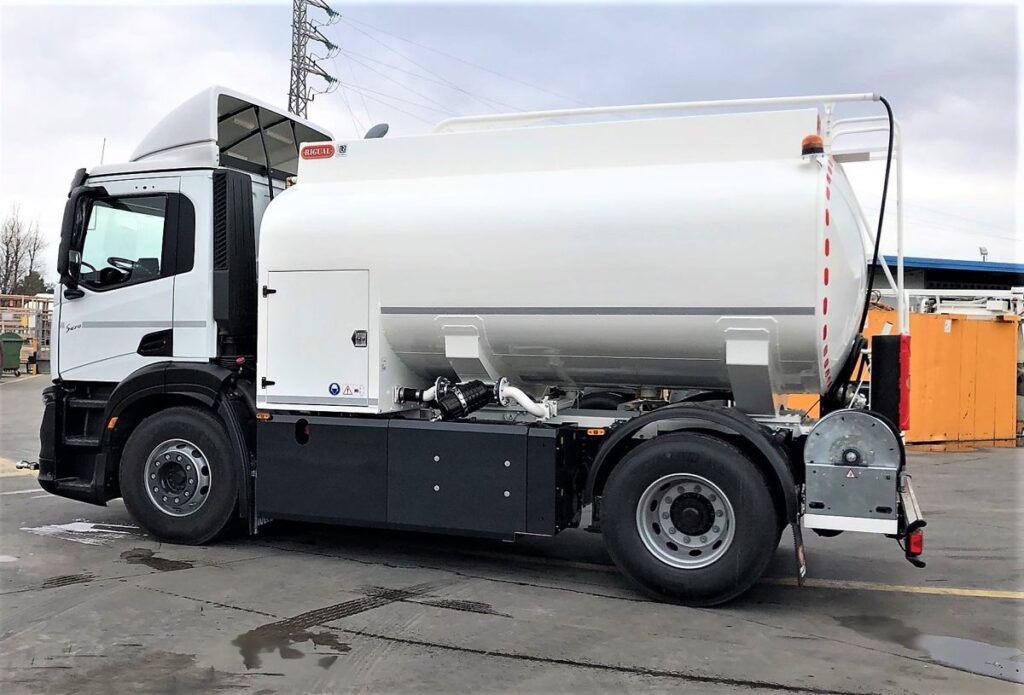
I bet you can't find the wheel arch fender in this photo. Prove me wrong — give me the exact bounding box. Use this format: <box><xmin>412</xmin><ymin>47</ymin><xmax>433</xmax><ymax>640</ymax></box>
<box><xmin>586</xmin><ymin>404</ymin><xmax>798</xmax><ymax>524</ymax></box>
<box><xmin>101</xmin><ymin>362</ymin><xmax>255</xmax><ymax>520</ymax></box>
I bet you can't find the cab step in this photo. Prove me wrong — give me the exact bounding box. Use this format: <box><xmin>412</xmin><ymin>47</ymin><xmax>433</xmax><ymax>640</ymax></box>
<box><xmin>63</xmin><ymin>435</ymin><xmax>100</xmax><ymax>447</ymax></box>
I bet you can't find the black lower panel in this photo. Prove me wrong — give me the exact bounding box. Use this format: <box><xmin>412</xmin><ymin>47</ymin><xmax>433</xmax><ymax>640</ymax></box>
<box><xmin>256</xmin><ymin>416</ymin><xmax>576</xmax><ymax>539</ymax></box>
<box><xmin>256</xmin><ymin>416</ymin><xmax>387</xmax><ymax>524</ymax></box>
<box><xmin>387</xmin><ymin>420</ymin><xmax>528</xmax><ymax>537</ymax></box>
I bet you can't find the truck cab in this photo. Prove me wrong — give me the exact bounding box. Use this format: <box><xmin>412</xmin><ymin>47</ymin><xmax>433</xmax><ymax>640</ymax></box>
<box><xmin>42</xmin><ymin>86</ymin><xmax>329</xmax><ymax>503</ymax></box>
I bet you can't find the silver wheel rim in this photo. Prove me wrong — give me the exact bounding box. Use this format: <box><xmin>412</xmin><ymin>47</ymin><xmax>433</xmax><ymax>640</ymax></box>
<box><xmin>144</xmin><ymin>438</ymin><xmax>211</xmax><ymax>517</ymax></box>
<box><xmin>635</xmin><ymin>473</ymin><xmax>735</xmax><ymax>569</ymax></box>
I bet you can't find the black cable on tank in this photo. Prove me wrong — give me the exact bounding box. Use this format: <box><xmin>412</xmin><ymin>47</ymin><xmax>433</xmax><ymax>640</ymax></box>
<box><xmin>821</xmin><ymin>95</ymin><xmax>895</xmax><ymax>413</ymax></box>
<box><xmin>858</xmin><ymin>95</ymin><xmax>895</xmax><ymax>332</ymax></box>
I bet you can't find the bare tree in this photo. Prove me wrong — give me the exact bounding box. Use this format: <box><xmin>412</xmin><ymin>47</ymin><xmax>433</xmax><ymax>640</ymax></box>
<box><xmin>0</xmin><ymin>205</ymin><xmax>46</xmax><ymax>294</ymax></box>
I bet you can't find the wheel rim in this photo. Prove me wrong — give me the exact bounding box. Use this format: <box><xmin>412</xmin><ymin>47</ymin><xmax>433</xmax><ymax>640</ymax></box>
<box><xmin>144</xmin><ymin>438</ymin><xmax>212</xmax><ymax>517</ymax></box>
<box><xmin>635</xmin><ymin>473</ymin><xmax>735</xmax><ymax>569</ymax></box>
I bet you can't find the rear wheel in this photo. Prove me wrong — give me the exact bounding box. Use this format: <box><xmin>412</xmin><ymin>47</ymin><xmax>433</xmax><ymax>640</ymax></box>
<box><xmin>602</xmin><ymin>433</ymin><xmax>778</xmax><ymax>606</ymax></box>
<box><xmin>120</xmin><ymin>406</ymin><xmax>238</xmax><ymax>544</ymax></box>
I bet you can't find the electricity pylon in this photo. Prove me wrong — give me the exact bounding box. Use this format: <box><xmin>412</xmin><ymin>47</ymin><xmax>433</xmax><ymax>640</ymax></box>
<box><xmin>288</xmin><ymin>0</ymin><xmax>340</xmax><ymax>118</ymax></box>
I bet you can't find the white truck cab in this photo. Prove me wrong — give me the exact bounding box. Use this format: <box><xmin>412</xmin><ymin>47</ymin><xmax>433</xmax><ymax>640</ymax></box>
<box><xmin>55</xmin><ymin>86</ymin><xmax>330</xmax><ymax>382</ymax></box>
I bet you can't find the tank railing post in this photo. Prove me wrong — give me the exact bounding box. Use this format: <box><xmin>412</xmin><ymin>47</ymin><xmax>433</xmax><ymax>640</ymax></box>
<box><xmin>839</xmin><ymin>164</ymin><xmax>899</xmax><ymax>304</ymax></box>
<box><xmin>829</xmin><ymin>120</ymin><xmax>907</xmax><ymax>334</ymax></box>
<box><xmin>895</xmin><ymin>120</ymin><xmax>907</xmax><ymax>335</ymax></box>
<box><xmin>433</xmin><ymin>92</ymin><xmax>878</xmax><ymax>133</ymax></box>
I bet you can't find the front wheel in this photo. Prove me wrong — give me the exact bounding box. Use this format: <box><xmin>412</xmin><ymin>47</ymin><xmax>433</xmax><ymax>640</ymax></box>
<box><xmin>602</xmin><ymin>433</ymin><xmax>778</xmax><ymax>606</ymax></box>
<box><xmin>120</xmin><ymin>406</ymin><xmax>238</xmax><ymax>544</ymax></box>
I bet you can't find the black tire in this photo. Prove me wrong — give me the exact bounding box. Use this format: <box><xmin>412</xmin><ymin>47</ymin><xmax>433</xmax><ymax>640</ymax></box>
<box><xmin>602</xmin><ymin>433</ymin><xmax>778</xmax><ymax>606</ymax></box>
<box><xmin>120</xmin><ymin>406</ymin><xmax>238</xmax><ymax>544</ymax></box>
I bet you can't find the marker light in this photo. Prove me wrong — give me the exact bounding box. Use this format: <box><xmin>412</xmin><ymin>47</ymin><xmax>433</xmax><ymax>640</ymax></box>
<box><xmin>801</xmin><ymin>134</ymin><xmax>824</xmax><ymax>156</ymax></box>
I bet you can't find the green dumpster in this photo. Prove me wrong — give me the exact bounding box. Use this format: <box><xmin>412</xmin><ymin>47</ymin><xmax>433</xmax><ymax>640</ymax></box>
<box><xmin>0</xmin><ymin>332</ymin><xmax>24</xmax><ymax>376</ymax></box>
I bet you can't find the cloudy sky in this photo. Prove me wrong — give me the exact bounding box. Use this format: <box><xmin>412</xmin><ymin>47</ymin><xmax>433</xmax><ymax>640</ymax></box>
<box><xmin>0</xmin><ymin>0</ymin><xmax>1019</xmax><ymax>279</ymax></box>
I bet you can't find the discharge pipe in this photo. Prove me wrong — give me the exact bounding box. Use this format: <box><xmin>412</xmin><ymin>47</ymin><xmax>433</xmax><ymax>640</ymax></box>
<box><xmin>395</xmin><ymin>377</ymin><xmax>557</xmax><ymax>421</ymax></box>
<box><xmin>496</xmin><ymin>378</ymin><xmax>557</xmax><ymax>420</ymax></box>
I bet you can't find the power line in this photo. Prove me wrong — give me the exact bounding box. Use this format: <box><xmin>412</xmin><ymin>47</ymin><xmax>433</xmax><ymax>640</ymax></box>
<box><xmin>864</xmin><ymin>207</ymin><xmax>1017</xmax><ymax>242</ymax></box>
<box><xmin>905</xmin><ymin>204</ymin><xmax>1014</xmax><ymax>234</ymax></box>
<box><xmin>342</xmin><ymin>51</ymin><xmax>459</xmax><ymax>115</ymax></box>
<box><xmin>338</xmin><ymin>47</ymin><xmax>522</xmax><ymax>113</ymax></box>
<box><xmin>342</xmin><ymin>82</ymin><xmax>457</xmax><ymax>116</ymax></box>
<box><xmin>347</xmin><ymin>90</ymin><xmax>437</xmax><ymax>126</ymax></box>
<box><xmin>340</xmin><ymin>19</ymin><xmax>508</xmax><ymax>113</ymax></box>
<box><xmin>334</xmin><ymin>81</ymin><xmax>366</xmax><ymax>136</ymax></box>
<box><xmin>338</xmin><ymin>53</ymin><xmax>374</xmax><ymax>125</ymax></box>
<box><xmin>343</xmin><ymin>15</ymin><xmax>590</xmax><ymax>108</ymax></box>
<box><xmin>289</xmin><ymin>0</ymin><xmax>341</xmax><ymax>118</ymax></box>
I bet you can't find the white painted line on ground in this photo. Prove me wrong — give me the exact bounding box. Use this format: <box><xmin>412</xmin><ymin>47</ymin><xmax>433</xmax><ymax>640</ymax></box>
<box><xmin>0</xmin><ymin>488</ymin><xmax>41</xmax><ymax>495</ymax></box>
<box><xmin>20</xmin><ymin>521</ymin><xmax>141</xmax><ymax>546</ymax></box>
<box><xmin>0</xmin><ymin>374</ymin><xmax>43</xmax><ymax>387</ymax></box>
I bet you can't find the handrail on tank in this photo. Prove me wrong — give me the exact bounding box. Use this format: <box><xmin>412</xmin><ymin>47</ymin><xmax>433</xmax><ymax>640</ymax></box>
<box><xmin>828</xmin><ymin>118</ymin><xmax>907</xmax><ymax>334</ymax></box>
<box><xmin>433</xmin><ymin>92</ymin><xmax>878</xmax><ymax>133</ymax></box>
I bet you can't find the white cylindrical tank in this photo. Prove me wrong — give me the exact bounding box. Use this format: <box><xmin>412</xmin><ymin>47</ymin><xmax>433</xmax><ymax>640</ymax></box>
<box><xmin>259</xmin><ymin>108</ymin><xmax>868</xmax><ymax>401</ymax></box>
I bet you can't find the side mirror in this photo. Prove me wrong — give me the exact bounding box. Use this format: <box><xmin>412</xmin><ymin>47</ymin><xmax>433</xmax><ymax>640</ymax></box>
<box><xmin>57</xmin><ymin>183</ymin><xmax>105</xmax><ymax>291</ymax></box>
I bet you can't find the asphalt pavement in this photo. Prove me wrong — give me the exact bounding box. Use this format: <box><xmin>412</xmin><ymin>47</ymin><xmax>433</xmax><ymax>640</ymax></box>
<box><xmin>1</xmin><ymin>373</ymin><xmax>1021</xmax><ymax>694</ymax></box>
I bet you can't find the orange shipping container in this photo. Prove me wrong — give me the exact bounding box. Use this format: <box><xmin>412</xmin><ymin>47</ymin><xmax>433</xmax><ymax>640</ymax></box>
<box><xmin>787</xmin><ymin>308</ymin><xmax>1019</xmax><ymax>445</ymax></box>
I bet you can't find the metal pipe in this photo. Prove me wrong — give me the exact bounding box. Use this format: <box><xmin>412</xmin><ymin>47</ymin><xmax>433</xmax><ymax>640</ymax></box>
<box><xmin>497</xmin><ymin>380</ymin><xmax>554</xmax><ymax>420</ymax></box>
<box><xmin>434</xmin><ymin>93</ymin><xmax>878</xmax><ymax>133</ymax></box>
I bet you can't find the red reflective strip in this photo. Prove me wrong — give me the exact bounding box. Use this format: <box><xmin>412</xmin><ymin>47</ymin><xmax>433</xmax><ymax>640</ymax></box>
<box><xmin>822</xmin><ymin>297</ymin><xmax>828</xmax><ymax>315</ymax></box>
<box><xmin>826</xmin><ymin>174</ymin><xmax>832</xmax><ymax>184</ymax></box>
<box><xmin>824</xmin><ymin>238</ymin><xmax>830</xmax><ymax>256</ymax></box>
<box><xmin>826</xmin><ymin>187</ymin><xmax>831</xmax><ymax>200</ymax></box>
<box><xmin>825</xmin><ymin>209</ymin><xmax>830</xmax><ymax>226</ymax></box>
<box><xmin>823</xmin><ymin>357</ymin><xmax>830</xmax><ymax>369</ymax></box>
<box><xmin>823</xmin><ymin>325</ymin><xmax>828</xmax><ymax>340</ymax></box>
<box><xmin>824</xmin><ymin>267</ymin><xmax>829</xmax><ymax>286</ymax></box>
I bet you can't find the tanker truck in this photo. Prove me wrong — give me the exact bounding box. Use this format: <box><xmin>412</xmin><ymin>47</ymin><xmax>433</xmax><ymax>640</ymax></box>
<box><xmin>39</xmin><ymin>86</ymin><xmax>925</xmax><ymax>605</ymax></box>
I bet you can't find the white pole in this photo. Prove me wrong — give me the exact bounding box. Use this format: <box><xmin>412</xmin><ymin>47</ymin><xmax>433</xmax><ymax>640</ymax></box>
<box><xmin>895</xmin><ymin>121</ymin><xmax>907</xmax><ymax>335</ymax></box>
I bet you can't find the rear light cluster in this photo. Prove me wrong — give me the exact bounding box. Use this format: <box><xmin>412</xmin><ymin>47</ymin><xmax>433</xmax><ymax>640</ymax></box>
<box><xmin>906</xmin><ymin>528</ymin><xmax>924</xmax><ymax>556</ymax></box>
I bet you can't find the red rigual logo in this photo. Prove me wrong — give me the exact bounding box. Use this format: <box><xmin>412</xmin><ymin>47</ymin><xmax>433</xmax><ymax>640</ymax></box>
<box><xmin>300</xmin><ymin>143</ymin><xmax>335</xmax><ymax>160</ymax></box>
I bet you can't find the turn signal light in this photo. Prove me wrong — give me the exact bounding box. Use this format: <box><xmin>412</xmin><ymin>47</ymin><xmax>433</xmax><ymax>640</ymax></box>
<box><xmin>256</xmin><ymin>411</ymin><xmax>272</xmax><ymax>421</ymax></box>
<box><xmin>586</xmin><ymin>428</ymin><xmax>606</xmax><ymax>436</ymax></box>
<box><xmin>801</xmin><ymin>134</ymin><xmax>824</xmax><ymax>156</ymax></box>
<box><xmin>906</xmin><ymin>528</ymin><xmax>924</xmax><ymax>556</ymax></box>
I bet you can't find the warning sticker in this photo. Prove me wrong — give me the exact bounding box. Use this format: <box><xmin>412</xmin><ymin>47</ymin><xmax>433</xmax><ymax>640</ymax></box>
<box><xmin>845</xmin><ymin>468</ymin><xmax>858</xmax><ymax>479</ymax></box>
<box><xmin>329</xmin><ymin>383</ymin><xmax>364</xmax><ymax>397</ymax></box>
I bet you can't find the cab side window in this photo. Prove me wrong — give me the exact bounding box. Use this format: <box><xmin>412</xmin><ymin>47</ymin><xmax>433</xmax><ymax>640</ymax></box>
<box><xmin>80</xmin><ymin>196</ymin><xmax>167</xmax><ymax>290</ymax></box>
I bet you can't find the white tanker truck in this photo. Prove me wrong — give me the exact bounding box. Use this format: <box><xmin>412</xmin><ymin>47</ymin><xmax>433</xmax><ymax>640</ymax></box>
<box><xmin>40</xmin><ymin>86</ymin><xmax>924</xmax><ymax>605</ymax></box>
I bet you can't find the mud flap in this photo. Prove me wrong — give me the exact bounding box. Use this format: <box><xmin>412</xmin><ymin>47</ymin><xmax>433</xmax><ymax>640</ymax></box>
<box><xmin>791</xmin><ymin>521</ymin><xmax>807</xmax><ymax>586</ymax></box>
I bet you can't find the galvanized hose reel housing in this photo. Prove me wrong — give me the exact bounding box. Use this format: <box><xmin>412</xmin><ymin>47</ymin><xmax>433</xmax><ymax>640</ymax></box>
<box><xmin>803</xmin><ymin>409</ymin><xmax>902</xmax><ymax>534</ymax></box>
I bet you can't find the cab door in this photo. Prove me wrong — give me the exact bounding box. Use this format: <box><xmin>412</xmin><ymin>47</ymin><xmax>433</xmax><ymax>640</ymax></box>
<box><xmin>57</xmin><ymin>176</ymin><xmax>193</xmax><ymax>382</ymax></box>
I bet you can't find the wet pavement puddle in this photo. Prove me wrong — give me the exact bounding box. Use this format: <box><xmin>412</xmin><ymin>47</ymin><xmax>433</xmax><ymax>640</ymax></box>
<box><xmin>120</xmin><ymin>548</ymin><xmax>193</xmax><ymax>572</ymax></box>
<box><xmin>838</xmin><ymin>615</ymin><xmax>1023</xmax><ymax>684</ymax></box>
